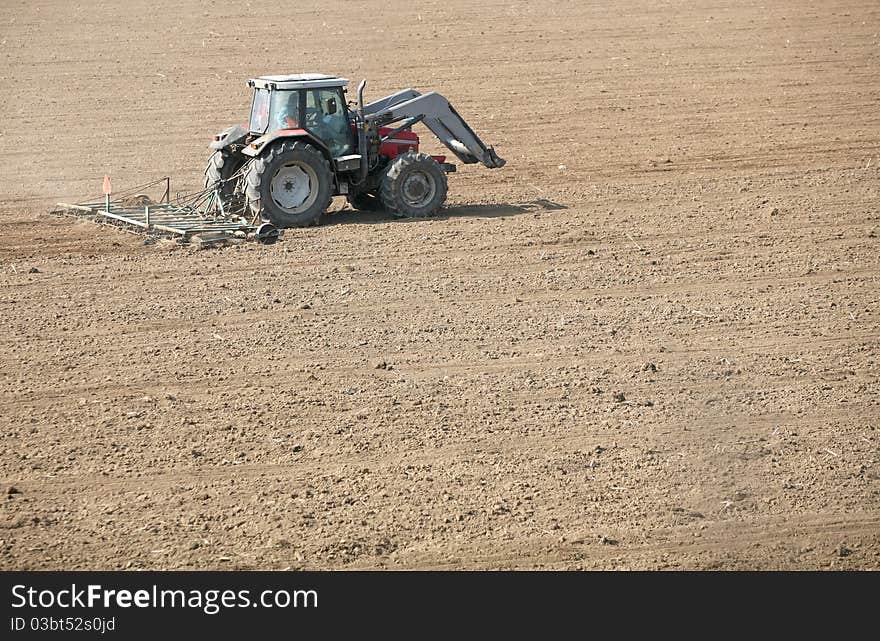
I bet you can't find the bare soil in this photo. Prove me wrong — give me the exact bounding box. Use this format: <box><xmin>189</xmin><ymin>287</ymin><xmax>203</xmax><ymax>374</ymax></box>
<box><xmin>1</xmin><ymin>0</ymin><xmax>878</xmax><ymax>569</ymax></box>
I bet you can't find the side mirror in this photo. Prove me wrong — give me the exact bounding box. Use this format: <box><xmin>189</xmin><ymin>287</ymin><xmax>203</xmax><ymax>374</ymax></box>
<box><xmin>326</xmin><ymin>98</ymin><xmax>337</xmax><ymax>115</ymax></box>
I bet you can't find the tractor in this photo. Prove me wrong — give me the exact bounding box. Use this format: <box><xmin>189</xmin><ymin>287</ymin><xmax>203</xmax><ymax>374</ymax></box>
<box><xmin>205</xmin><ymin>74</ymin><xmax>505</xmax><ymax>228</ymax></box>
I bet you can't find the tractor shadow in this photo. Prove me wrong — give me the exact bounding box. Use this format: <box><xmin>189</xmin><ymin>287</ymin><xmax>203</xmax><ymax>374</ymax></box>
<box><xmin>325</xmin><ymin>198</ymin><xmax>567</xmax><ymax>226</ymax></box>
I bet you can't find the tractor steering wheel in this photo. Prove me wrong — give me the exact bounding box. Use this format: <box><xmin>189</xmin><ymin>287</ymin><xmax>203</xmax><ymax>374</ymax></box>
<box><xmin>304</xmin><ymin>108</ymin><xmax>320</xmax><ymax>128</ymax></box>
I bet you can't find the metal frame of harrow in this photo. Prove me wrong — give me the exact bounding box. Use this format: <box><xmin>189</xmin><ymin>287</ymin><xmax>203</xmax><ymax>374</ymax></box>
<box><xmin>53</xmin><ymin>175</ymin><xmax>258</xmax><ymax>240</ymax></box>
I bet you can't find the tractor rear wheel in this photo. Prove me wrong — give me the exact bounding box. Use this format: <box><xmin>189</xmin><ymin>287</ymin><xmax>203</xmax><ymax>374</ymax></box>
<box><xmin>204</xmin><ymin>150</ymin><xmax>245</xmax><ymax>212</ymax></box>
<box><xmin>244</xmin><ymin>140</ymin><xmax>332</xmax><ymax>228</ymax></box>
<box><xmin>380</xmin><ymin>152</ymin><xmax>448</xmax><ymax>218</ymax></box>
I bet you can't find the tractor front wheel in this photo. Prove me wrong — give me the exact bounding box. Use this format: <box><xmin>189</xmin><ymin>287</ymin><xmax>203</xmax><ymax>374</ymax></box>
<box><xmin>380</xmin><ymin>152</ymin><xmax>448</xmax><ymax>218</ymax></box>
<box><xmin>244</xmin><ymin>140</ymin><xmax>332</xmax><ymax>228</ymax></box>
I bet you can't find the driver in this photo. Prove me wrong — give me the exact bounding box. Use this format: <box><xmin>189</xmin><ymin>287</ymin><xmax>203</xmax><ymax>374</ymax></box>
<box><xmin>272</xmin><ymin>91</ymin><xmax>299</xmax><ymax>130</ymax></box>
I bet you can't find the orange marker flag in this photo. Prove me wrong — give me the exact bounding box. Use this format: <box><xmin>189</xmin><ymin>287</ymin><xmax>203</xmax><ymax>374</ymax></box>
<box><xmin>103</xmin><ymin>175</ymin><xmax>111</xmax><ymax>195</ymax></box>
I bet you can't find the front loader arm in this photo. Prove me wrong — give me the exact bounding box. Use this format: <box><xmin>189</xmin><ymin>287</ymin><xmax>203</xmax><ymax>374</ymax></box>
<box><xmin>365</xmin><ymin>91</ymin><xmax>506</xmax><ymax>169</ymax></box>
<box><xmin>363</xmin><ymin>89</ymin><xmax>422</xmax><ymax>116</ymax></box>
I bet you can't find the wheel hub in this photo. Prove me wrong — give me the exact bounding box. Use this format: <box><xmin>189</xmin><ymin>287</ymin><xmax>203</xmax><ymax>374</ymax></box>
<box><xmin>270</xmin><ymin>163</ymin><xmax>313</xmax><ymax>211</ymax></box>
<box><xmin>402</xmin><ymin>171</ymin><xmax>436</xmax><ymax>207</ymax></box>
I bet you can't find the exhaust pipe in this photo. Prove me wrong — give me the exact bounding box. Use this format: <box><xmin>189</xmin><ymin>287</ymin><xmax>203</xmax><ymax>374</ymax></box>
<box><xmin>357</xmin><ymin>80</ymin><xmax>369</xmax><ymax>185</ymax></box>
<box><xmin>357</xmin><ymin>79</ymin><xmax>366</xmax><ymax>116</ymax></box>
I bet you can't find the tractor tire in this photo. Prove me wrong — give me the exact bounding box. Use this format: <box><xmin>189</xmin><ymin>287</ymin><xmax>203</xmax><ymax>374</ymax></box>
<box><xmin>346</xmin><ymin>191</ymin><xmax>381</xmax><ymax>211</ymax></box>
<box><xmin>380</xmin><ymin>152</ymin><xmax>448</xmax><ymax>218</ymax></box>
<box><xmin>244</xmin><ymin>140</ymin><xmax>332</xmax><ymax>228</ymax></box>
<box><xmin>204</xmin><ymin>150</ymin><xmax>246</xmax><ymax>211</ymax></box>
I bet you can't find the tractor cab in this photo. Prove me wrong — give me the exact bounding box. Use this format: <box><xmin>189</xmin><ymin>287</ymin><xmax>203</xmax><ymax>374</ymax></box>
<box><xmin>247</xmin><ymin>74</ymin><xmax>353</xmax><ymax>157</ymax></box>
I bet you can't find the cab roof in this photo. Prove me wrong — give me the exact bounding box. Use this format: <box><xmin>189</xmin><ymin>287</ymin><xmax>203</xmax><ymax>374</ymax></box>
<box><xmin>248</xmin><ymin>74</ymin><xmax>349</xmax><ymax>90</ymax></box>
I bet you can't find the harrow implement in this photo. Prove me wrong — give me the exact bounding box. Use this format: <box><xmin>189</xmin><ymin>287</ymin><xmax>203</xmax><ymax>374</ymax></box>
<box><xmin>52</xmin><ymin>175</ymin><xmax>280</xmax><ymax>244</ymax></box>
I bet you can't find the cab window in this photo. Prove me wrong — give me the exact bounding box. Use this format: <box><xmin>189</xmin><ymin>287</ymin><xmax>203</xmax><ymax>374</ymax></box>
<box><xmin>249</xmin><ymin>88</ymin><xmax>270</xmax><ymax>132</ymax></box>
<box><xmin>270</xmin><ymin>90</ymin><xmax>302</xmax><ymax>131</ymax></box>
<box><xmin>305</xmin><ymin>88</ymin><xmax>352</xmax><ymax>157</ymax></box>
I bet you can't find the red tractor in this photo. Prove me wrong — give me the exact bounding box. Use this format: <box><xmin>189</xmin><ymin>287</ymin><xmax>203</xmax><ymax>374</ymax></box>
<box><xmin>205</xmin><ymin>74</ymin><xmax>505</xmax><ymax>228</ymax></box>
